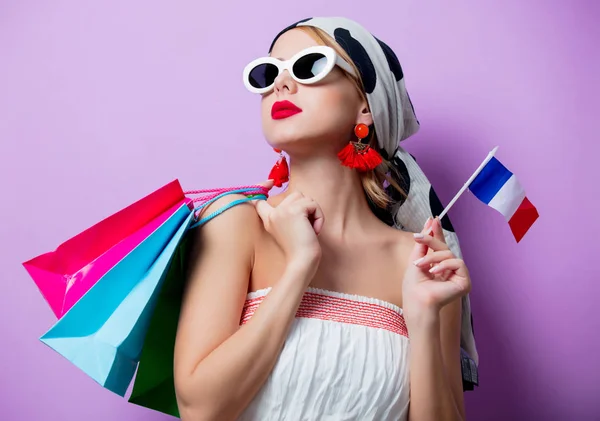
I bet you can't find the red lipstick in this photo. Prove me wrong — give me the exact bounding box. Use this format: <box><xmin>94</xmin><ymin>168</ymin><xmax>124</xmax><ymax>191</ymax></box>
<box><xmin>271</xmin><ymin>100</ymin><xmax>302</xmax><ymax>120</ymax></box>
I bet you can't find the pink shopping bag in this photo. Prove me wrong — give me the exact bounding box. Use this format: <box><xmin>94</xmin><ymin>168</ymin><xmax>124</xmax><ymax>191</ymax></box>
<box><xmin>23</xmin><ymin>180</ymin><xmax>189</xmax><ymax>318</ymax></box>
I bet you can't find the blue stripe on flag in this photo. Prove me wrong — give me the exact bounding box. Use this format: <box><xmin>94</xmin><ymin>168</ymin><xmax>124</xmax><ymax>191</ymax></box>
<box><xmin>469</xmin><ymin>157</ymin><xmax>513</xmax><ymax>204</ymax></box>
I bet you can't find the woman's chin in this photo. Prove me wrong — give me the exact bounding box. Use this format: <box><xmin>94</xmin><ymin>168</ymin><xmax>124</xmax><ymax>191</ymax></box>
<box><xmin>266</xmin><ymin>129</ymin><xmax>309</xmax><ymax>149</ymax></box>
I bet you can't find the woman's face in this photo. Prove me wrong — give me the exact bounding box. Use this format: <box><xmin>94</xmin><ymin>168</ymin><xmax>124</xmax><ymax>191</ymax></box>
<box><xmin>260</xmin><ymin>29</ymin><xmax>371</xmax><ymax>155</ymax></box>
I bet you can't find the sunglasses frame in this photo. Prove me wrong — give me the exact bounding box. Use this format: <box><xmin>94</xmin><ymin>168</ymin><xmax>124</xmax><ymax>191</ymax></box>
<box><xmin>243</xmin><ymin>45</ymin><xmax>357</xmax><ymax>94</ymax></box>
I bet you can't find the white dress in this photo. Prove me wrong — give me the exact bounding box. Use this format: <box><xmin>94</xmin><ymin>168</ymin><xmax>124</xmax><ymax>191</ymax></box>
<box><xmin>237</xmin><ymin>287</ymin><xmax>411</xmax><ymax>421</ymax></box>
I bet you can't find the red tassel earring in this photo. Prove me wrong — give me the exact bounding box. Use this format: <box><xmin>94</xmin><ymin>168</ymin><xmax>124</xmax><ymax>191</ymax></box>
<box><xmin>268</xmin><ymin>148</ymin><xmax>289</xmax><ymax>187</ymax></box>
<box><xmin>337</xmin><ymin>123</ymin><xmax>383</xmax><ymax>172</ymax></box>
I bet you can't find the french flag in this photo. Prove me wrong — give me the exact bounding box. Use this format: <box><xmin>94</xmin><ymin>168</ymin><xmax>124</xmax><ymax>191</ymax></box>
<box><xmin>469</xmin><ymin>156</ymin><xmax>539</xmax><ymax>242</ymax></box>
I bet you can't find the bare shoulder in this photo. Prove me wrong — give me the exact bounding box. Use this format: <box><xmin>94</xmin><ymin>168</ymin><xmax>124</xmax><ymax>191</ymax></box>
<box><xmin>370</xmin><ymin>221</ymin><xmax>417</xmax><ymax>266</ymax></box>
<box><xmin>381</xmin><ymin>223</ymin><xmax>417</xmax><ymax>256</ymax></box>
<box><xmin>193</xmin><ymin>193</ymin><xmax>263</xmax><ymax>239</ymax></box>
<box><xmin>392</xmin><ymin>227</ymin><xmax>418</xmax><ymax>242</ymax></box>
<box><xmin>185</xmin><ymin>193</ymin><xmax>265</xmax><ymax>269</ymax></box>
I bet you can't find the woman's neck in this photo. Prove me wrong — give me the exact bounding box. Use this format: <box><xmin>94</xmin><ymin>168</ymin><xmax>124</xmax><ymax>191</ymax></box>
<box><xmin>283</xmin><ymin>153</ymin><xmax>381</xmax><ymax>241</ymax></box>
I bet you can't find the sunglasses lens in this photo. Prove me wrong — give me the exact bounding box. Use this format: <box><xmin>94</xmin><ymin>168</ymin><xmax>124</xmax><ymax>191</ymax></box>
<box><xmin>292</xmin><ymin>53</ymin><xmax>328</xmax><ymax>80</ymax></box>
<box><xmin>248</xmin><ymin>63</ymin><xmax>279</xmax><ymax>89</ymax></box>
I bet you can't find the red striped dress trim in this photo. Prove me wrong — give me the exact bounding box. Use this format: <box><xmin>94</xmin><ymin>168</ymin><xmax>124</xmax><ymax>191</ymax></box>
<box><xmin>240</xmin><ymin>288</ymin><xmax>408</xmax><ymax>338</ymax></box>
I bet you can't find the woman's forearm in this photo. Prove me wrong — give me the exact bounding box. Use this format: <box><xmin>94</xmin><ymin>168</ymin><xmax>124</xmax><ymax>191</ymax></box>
<box><xmin>408</xmin><ymin>313</ymin><xmax>464</xmax><ymax>421</ymax></box>
<box><xmin>177</xmin><ymin>260</ymin><xmax>312</xmax><ymax>421</ymax></box>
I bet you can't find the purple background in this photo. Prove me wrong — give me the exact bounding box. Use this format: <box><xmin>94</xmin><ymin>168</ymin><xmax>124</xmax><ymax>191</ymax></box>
<box><xmin>1</xmin><ymin>1</ymin><xmax>598</xmax><ymax>420</ymax></box>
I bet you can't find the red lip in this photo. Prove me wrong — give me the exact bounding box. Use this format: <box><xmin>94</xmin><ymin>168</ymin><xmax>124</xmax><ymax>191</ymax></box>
<box><xmin>271</xmin><ymin>100</ymin><xmax>302</xmax><ymax>120</ymax></box>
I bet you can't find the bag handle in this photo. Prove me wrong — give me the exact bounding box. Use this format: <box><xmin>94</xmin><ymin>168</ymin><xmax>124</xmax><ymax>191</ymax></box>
<box><xmin>186</xmin><ymin>185</ymin><xmax>269</xmax><ymax>230</ymax></box>
<box><xmin>184</xmin><ymin>185</ymin><xmax>267</xmax><ymax>202</ymax></box>
<box><xmin>185</xmin><ymin>185</ymin><xmax>268</xmax><ymax>207</ymax></box>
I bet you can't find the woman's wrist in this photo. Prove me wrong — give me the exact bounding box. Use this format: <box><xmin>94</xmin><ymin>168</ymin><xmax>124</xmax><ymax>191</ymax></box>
<box><xmin>404</xmin><ymin>304</ymin><xmax>441</xmax><ymax>334</ymax></box>
<box><xmin>275</xmin><ymin>257</ymin><xmax>317</xmax><ymax>292</ymax></box>
<box><xmin>288</xmin><ymin>251</ymin><xmax>320</xmax><ymax>275</ymax></box>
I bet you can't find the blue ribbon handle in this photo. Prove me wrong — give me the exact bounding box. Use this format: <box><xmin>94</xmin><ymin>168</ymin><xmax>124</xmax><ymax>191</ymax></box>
<box><xmin>188</xmin><ymin>188</ymin><xmax>267</xmax><ymax>230</ymax></box>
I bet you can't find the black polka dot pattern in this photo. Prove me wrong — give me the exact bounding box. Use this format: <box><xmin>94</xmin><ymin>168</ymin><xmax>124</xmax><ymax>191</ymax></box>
<box><xmin>428</xmin><ymin>185</ymin><xmax>455</xmax><ymax>233</ymax></box>
<box><xmin>333</xmin><ymin>28</ymin><xmax>377</xmax><ymax>94</ymax></box>
<box><xmin>268</xmin><ymin>17</ymin><xmax>312</xmax><ymax>53</ymax></box>
<box><xmin>405</xmin><ymin>91</ymin><xmax>419</xmax><ymax>126</ymax></box>
<box><xmin>379</xmin><ymin>146</ymin><xmax>390</xmax><ymax>161</ymax></box>
<box><xmin>367</xmin><ymin>198</ymin><xmax>394</xmax><ymax>226</ymax></box>
<box><xmin>375</xmin><ymin>38</ymin><xmax>404</xmax><ymax>81</ymax></box>
<box><xmin>388</xmin><ymin>156</ymin><xmax>410</xmax><ymax>206</ymax></box>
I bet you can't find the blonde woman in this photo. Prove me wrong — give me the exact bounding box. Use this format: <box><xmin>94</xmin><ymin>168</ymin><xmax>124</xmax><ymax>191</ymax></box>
<box><xmin>174</xmin><ymin>17</ymin><xmax>478</xmax><ymax>421</ymax></box>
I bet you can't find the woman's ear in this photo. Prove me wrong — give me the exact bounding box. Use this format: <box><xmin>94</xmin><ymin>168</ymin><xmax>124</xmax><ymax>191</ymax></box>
<box><xmin>356</xmin><ymin>103</ymin><xmax>373</xmax><ymax>127</ymax></box>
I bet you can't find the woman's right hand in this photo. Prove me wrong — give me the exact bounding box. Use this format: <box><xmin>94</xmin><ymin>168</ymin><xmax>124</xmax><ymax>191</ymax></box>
<box><xmin>253</xmin><ymin>190</ymin><xmax>324</xmax><ymax>271</ymax></box>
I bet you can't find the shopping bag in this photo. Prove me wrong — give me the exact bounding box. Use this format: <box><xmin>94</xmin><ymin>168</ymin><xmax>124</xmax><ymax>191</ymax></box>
<box><xmin>23</xmin><ymin>180</ymin><xmax>187</xmax><ymax>318</ymax></box>
<box><xmin>128</xmin><ymin>229</ymin><xmax>194</xmax><ymax>417</ymax></box>
<box><xmin>29</xmin><ymin>183</ymin><xmax>268</xmax><ymax>398</ymax></box>
<box><xmin>40</xmin><ymin>198</ymin><xmax>194</xmax><ymax>395</ymax></box>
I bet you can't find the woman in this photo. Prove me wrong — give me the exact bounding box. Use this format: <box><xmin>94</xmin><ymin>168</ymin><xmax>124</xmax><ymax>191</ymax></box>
<box><xmin>173</xmin><ymin>17</ymin><xmax>478</xmax><ymax>421</ymax></box>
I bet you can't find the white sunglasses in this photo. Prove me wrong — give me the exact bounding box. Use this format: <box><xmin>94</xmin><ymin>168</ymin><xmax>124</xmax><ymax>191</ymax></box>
<box><xmin>243</xmin><ymin>45</ymin><xmax>357</xmax><ymax>94</ymax></box>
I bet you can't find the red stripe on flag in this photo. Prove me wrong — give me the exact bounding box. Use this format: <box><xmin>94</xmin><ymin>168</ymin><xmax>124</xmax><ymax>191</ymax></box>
<box><xmin>508</xmin><ymin>197</ymin><xmax>539</xmax><ymax>242</ymax></box>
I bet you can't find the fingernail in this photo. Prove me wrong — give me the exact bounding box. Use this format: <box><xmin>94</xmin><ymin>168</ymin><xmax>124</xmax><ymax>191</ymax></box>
<box><xmin>413</xmin><ymin>233</ymin><xmax>424</xmax><ymax>239</ymax></box>
<box><xmin>429</xmin><ymin>265</ymin><xmax>440</xmax><ymax>274</ymax></box>
<box><xmin>413</xmin><ymin>257</ymin><xmax>425</xmax><ymax>266</ymax></box>
<box><xmin>423</xmin><ymin>217</ymin><xmax>432</xmax><ymax>228</ymax></box>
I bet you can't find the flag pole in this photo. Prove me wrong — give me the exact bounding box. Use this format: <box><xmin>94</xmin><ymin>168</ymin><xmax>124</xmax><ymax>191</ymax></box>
<box><xmin>427</xmin><ymin>146</ymin><xmax>499</xmax><ymax>232</ymax></box>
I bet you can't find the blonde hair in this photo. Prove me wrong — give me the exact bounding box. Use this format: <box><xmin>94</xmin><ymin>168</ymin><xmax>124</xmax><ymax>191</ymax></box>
<box><xmin>296</xmin><ymin>26</ymin><xmax>407</xmax><ymax>209</ymax></box>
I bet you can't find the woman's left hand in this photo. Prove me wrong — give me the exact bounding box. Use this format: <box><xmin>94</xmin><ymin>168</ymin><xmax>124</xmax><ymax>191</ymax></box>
<box><xmin>402</xmin><ymin>217</ymin><xmax>472</xmax><ymax>324</ymax></box>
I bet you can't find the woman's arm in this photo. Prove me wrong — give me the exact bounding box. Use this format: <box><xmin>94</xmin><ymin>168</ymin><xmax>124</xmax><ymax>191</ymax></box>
<box><xmin>407</xmin><ymin>299</ymin><xmax>465</xmax><ymax>421</ymax></box>
<box><xmin>173</xmin><ymin>195</ymin><xmax>318</xmax><ymax>421</ymax></box>
<box><xmin>404</xmin><ymin>217</ymin><xmax>469</xmax><ymax>421</ymax></box>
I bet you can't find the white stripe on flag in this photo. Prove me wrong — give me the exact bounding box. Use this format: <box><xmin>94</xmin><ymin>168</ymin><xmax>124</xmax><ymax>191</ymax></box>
<box><xmin>487</xmin><ymin>174</ymin><xmax>526</xmax><ymax>221</ymax></box>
